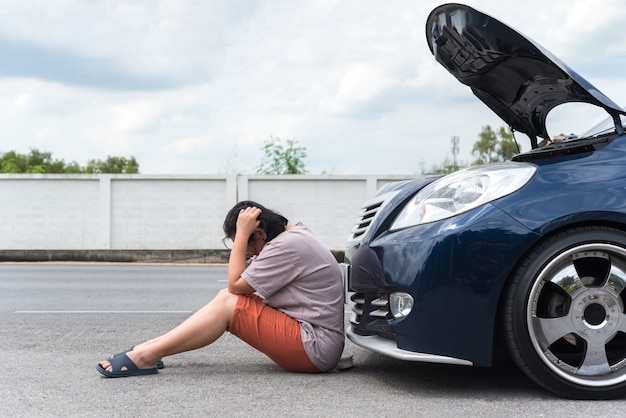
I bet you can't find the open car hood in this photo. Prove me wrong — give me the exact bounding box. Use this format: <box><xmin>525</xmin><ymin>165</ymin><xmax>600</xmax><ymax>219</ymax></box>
<box><xmin>426</xmin><ymin>3</ymin><xmax>626</xmax><ymax>148</ymax></box>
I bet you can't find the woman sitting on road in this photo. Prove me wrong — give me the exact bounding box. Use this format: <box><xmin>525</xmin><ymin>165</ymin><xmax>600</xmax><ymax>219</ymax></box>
<box><xmin>97</xmin><ymin>201</ymin><xmax>345</xmax><ymax>376</ymax></box>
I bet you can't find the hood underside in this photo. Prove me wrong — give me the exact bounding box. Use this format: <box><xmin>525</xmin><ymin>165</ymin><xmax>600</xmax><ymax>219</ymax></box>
<box><xmin>426</xmin><ymin>3</ymin><xmax>625</xmax><ymax>148</ymax></box>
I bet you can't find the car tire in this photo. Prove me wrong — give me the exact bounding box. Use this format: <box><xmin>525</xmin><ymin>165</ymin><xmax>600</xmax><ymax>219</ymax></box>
<box><xmin>503</xmin><ymin>225</ymin><xmax>626</xmax><ymax>399</ymax></box>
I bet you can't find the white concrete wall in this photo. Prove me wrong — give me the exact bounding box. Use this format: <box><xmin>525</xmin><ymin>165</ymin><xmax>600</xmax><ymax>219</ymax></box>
<box><xmin>0</xmin><ymin>174</ymin><xmax>414</xmax><ymax>250</ymax></box>
<box><xmin>0</xmin><ymin>176</ymin><xmax>101</xmax><ymax>250</ymax></box>
<box><xmin>109</xmin><ymin>176</ymin><xmax>236</xmax><ymax>250</ymax></box>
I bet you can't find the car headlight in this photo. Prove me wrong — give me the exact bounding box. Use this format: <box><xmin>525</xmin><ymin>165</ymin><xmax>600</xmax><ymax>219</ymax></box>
<box><xmin>390</xmin><ymin>162</ymin><xmax>536</xmax><ymax>230</ymax></box>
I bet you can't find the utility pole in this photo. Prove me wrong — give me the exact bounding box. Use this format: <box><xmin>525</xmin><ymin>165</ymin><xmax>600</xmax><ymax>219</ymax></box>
<box><xmin>451</xmin><ymin>135</ymin><xmax>459</xmax><ymax>168</ymax></box>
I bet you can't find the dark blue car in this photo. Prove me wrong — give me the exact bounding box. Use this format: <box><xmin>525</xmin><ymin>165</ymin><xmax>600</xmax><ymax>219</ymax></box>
<box><xmin>342</xmin><ymin>3</ymin><xmax>626</xmax><ymax>399</ymax></box>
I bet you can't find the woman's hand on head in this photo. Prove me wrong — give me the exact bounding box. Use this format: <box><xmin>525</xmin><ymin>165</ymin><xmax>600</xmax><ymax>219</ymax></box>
<box><xmin>228</xmin><ymin>206</ymin><xmax>262</xmax><ymax>295</ymax></box>
<box><xmin>235</xmin><ymin>207</ymin><xmax>261</xmax><ymax>240</ymax></box>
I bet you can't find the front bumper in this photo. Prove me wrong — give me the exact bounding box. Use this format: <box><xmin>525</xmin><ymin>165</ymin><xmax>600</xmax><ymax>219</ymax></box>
<box><xmin>343</xmin><ymin>203</ymin><xmax>537</xmax><ymax>367</ymax></box>
<box><xmin>342</xmin><ymin>249</ymin><xmax>472</xmax><ymax>366</ymax></box>
<box><xmin>346</xmin><ymin>326</ymin><xmax>472</xmax><ymax>365</ymax></box>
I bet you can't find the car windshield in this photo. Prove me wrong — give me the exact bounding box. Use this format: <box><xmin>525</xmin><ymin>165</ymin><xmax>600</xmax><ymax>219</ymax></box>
<box><xmin>544</xmin><ymin>103</ymin><xmax>624</xmax><ymax>145</ymax></box>
<box><xmin>579</xmin><ymin>113</ymin><xmax>626</xmax><ymax>138</ymax></box>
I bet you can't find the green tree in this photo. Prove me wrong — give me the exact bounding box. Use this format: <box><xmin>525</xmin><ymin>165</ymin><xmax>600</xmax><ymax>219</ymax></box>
<box><xmin>471</xmin><ymin>125</ymin><xmax>519</xmax><ymax>165</ymax></box>
<box><xmin>0</xmin><ymin>149</ymin><xmax>58</xmax><ymax>173</ymax></box>
<box><xmin>497</xmin><ymin>127</ymin><xmax>519</xmax><ymax>160</ymax></box>
<box><xmin>63</xmin><ymin>161</ymin><xmax>83</xmax><ymax>174</ymax></box>
<box><xmin>256</xmin><ymin>136</ymin><xmax>307</xmax><ymax>174</ymax></box>
<box><xmin>0</xmin><ymin>149</ymin><xmax>140</xmax><ymax>174</ymax></box>
<box><xmin>0</xmin><ymin>150</ymin><xmax>25</xmax><ymax>173</ymax></box>
<box><xmin>83</xmin><ymin>156</ymin><xmax>140</xmax><ymax>174</ymax></box>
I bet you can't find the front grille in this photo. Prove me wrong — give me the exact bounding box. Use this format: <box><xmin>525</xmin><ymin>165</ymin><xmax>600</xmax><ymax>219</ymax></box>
<box><xmin>349</xmin><ymin>191</ymin><xmax>399</xmax><ymax>240</ymax></box>
<box><xmin>350</xmin><ymin>292</ymin><xmax>390</xmax><ymax>324</ymax></box>
<box><xmin>350</xmin><ymin>201</ymin><xmax>383</xmax><ymax>239</ymax></box>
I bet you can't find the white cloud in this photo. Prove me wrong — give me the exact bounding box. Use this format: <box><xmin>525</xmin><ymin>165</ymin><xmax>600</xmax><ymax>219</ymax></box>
<box><xmin>109</xmin><ymin>98</ymin><xmax>164</xmax><ymax>133</ymax></box>
<box><xmin>0</xmin><ymin>0</ymin><xmax>624</xmax><ymax>175</ymax></box>
<box><xmin>13</xmin><ymin>93</ymin><xmax>31</xmax><ymax>109</ymax></box>
<box><xmin>323</xmin><ymin>64</ymin><xmax>396</xmax><ymax>115</ymax></box>
<box><xmin>161</xmin><ymin>135</ymin><xmax>208</xmax><ymax>154</ymax></box>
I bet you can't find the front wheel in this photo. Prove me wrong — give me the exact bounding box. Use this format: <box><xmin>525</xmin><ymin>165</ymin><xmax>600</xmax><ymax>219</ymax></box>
<box><xmin>504</xmin><ymin>226</ymin><xmax>626</xmax><ymax>399</ymax></box>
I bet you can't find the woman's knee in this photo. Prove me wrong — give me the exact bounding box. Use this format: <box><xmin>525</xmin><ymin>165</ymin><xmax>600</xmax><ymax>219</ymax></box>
<box><xmin>216</xmin><ymin>288</ymin><xmax>238</xmax><ymax>300</ymax></box>
<box><xmin>213</xmin><ymin>288</ymin><xmax>239</xmax><ymax>313</ymax></box>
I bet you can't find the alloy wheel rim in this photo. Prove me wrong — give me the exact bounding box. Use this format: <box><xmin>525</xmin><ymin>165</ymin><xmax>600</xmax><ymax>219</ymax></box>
<box><xmin>527</xmin><ymin>243</ymin><xmax>626</xmax><ymax>386</ymax></box>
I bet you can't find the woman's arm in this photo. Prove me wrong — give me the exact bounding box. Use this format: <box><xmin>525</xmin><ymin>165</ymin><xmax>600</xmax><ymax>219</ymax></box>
<box><xmin>227</xmin><ymin>207</ymin><xmax>260</xmax><ymax>295</ymax></box>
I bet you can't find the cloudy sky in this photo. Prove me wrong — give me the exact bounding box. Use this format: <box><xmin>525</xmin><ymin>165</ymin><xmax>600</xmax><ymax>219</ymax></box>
<box><xmin>2</xmin><ymin>0</ymin><xmax>626</xmax><ymax>175</ymax></box>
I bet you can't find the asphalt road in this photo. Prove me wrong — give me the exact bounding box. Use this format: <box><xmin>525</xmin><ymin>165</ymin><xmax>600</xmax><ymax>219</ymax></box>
<box><xmin>1</xmin><ymin>263</ymin><xmax>624</xmax><ymax>417</ymax></box>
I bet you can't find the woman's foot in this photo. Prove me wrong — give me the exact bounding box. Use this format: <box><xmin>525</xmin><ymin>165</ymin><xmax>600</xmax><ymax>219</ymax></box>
<box><xmin>96</xmin><ymin>351</ymin><xmax>158</xmax><ymax>378</ymax></box>
<box><xmin>105</xmin><ymin>346</ymin><xmax>164</xmax><ymax>369</ymax></box>
<box><xmin>98</xmin><ymin>347</ymin><xmax>160</xmax><ymax>375</ymax></box>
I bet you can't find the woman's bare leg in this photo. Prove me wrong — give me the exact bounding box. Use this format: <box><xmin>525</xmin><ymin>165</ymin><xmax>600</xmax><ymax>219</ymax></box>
<box><xmin>99</xmin><ymin>289</ymin><xmax>239</xmax><ymax>371</ymax></box>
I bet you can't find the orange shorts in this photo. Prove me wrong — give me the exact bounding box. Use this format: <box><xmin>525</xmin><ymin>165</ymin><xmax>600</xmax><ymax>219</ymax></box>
<box><xmin>228</xmin><ymin>294</ymin><xmax>320</xmax><ymax>373</ymax></box>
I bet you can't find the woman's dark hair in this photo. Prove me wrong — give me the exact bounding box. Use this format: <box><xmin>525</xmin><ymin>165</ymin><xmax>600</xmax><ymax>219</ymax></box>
<box><xmin>223</xmin><ymin>201</ymin><xmax>288</xmax><ymax>243</ymax></box>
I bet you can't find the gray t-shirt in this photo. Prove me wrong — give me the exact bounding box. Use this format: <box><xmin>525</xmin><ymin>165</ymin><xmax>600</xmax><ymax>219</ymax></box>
<box><xmin>241</xmin><ymin>223</ymin><xmax>344</xmax><ymax>371</ymax></box>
